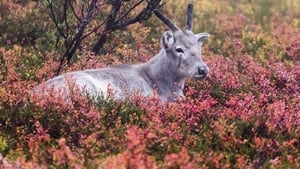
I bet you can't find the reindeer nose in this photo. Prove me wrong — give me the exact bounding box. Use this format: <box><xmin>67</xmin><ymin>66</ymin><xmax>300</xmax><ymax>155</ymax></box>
<box><xmin>198</xmin><ymin>66</ymin><xmax>208</xmax><ymax>77</ymax></box>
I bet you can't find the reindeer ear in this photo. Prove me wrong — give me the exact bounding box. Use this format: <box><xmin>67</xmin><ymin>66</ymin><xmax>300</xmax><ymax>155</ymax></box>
<box><xmin>196</xmin><ymin>32</ymin><xmax>210</xmax><ymax>43</ymax></box>
<box><xmin>161</xmin><ymin>31</ymin><xmax>175</xmax><ymax>50</ymax></box>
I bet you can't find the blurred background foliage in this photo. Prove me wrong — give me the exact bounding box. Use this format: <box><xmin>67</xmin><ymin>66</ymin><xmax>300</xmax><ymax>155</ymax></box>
<box><xmin>0</xmin><ymin>0</ymin><xmax>299</xmax><ymax>78</ymax></box>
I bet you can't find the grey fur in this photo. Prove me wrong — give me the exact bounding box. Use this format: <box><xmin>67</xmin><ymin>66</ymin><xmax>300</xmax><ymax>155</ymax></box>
<box><xmin>35</xmin><ymin>4</ymin><xmax>210</xmax><ymax>102</ymax></box>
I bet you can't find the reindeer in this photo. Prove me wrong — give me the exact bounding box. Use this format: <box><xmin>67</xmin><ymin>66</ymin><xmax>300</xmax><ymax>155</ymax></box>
<box><xmin>35</xmin><ymin>3</ymin><xmax>210</xmax><ymax>102</ymax></box>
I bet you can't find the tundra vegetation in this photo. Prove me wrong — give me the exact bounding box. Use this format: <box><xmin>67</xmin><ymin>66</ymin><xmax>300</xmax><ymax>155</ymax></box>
<box><xmin>0</xmin><ymin>0</ymin><xmax>300</xmax><ymax>168</ymax></box>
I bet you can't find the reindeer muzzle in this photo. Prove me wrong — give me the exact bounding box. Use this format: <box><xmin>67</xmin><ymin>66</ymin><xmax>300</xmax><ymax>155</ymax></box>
<box><xmin>193</xmin><ymin>66</ymin><xmax>209</xmax><ymax>80</ymax></box>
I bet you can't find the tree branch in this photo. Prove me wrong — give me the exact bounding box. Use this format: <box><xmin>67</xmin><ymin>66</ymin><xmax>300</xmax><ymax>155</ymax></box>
<box><xmin>113</xmin><ymin>0</ymin><xmax>144</xmax><ymax>27</ymax></box>
<box><xmin>69</xmin><ymin>1</ymin><xmax>82</xmax><ymax>23</ymax></box>
<box><xmin>45</xmin><ymin>0</ymin><xmax>66</xmax><ymax>39</ymax></box>
<box><xmin>42</xmin><ymin>0</ymin><xmax>163</xmax><ymax>74</ymax></box>
<box><xmin>56</xmin><ymin>0</ymin><xmax>98</xmax><ymax>75</ymax></box>
<box><xmin>92</xmin><ymin>0</ymin><xmax>162</xmax><ymax>54</ymax></box>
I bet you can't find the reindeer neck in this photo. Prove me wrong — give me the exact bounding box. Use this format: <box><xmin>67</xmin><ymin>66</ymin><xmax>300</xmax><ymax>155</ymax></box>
<box><xmin>140</xmin><ymin>50</ymin><xmax>185</xmax><ymax>98</ymax></box>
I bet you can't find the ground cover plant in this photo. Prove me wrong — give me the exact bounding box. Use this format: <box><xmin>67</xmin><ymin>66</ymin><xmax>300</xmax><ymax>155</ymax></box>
<box><xmin>0</xmin><ymin>0</ymin><xmax>300</xmax><ymax>168</ymax></box>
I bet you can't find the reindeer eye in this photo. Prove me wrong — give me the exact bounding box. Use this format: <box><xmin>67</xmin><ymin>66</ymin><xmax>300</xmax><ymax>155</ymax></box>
<box><xmin>175</xmin><ymin>47</ymin><xmax>184</xmax><ymax>53</ymax></box>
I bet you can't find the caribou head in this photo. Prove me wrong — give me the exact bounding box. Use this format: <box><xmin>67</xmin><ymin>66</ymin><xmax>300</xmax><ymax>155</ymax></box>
<box><xmin>154</xmin><ymin>3</ymin><xmax>210</xmax><ymax>81</ymax></box>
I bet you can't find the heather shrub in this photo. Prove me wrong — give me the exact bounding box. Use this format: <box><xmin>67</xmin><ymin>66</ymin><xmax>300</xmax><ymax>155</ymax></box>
<box><xmin>1</xmin><ymin>0</ymin><xmax>300</xmax><ymax>168</ymax></box>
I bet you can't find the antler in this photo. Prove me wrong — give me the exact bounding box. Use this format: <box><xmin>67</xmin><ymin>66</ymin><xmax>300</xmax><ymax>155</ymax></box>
<box><xmin>153</xmin><ymin>9</ymin><xmax>179</xmax><ymax>32</ymax></box>
<box><xmin>185</xmin><ymin>3</ymin><xmax>193</xmax><ymax>31</ymax></box>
